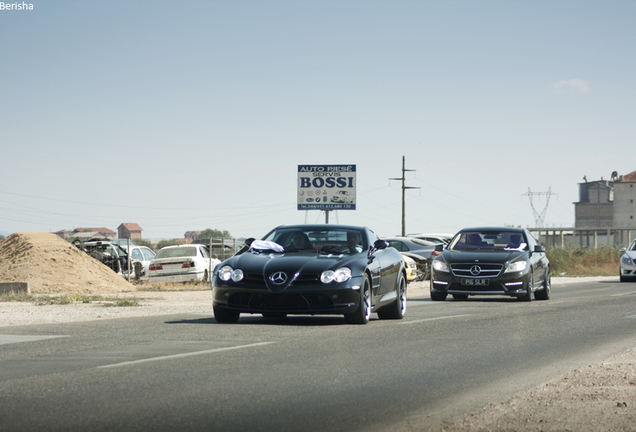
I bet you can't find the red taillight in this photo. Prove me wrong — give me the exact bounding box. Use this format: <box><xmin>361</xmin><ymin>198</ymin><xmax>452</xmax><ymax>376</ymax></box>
<box><xmin>182</xmin><ymin>261</ymin><xmax>194</xmax><ymax>268</ymax></box>
<box><xmin>431</xmin><ymin>250</ymin><xmax>441</xmax><ymax>256</ymax></box>
<box><xmin>150</xmin><ymin>264</ymin><xmax>162</xmax><ymax>271</ymax></box>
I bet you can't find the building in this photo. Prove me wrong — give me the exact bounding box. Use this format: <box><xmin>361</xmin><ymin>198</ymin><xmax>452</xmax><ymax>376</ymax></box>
<box><xmin>184</xmin><ymin>231</ymin><xmax>201</xmax><ymax>244</ymax></box>
<box><xmin>118</xmin><ymin>223</ymin><xmax>143</xmax><ymax>240</ymax></box>
<box><xmin>613</xmin><ymin>170</ymin><xmax>636</xmax><ymax>229</ymax></box>
<box><xmin>574</xmin><ymin>179</ymin><xmax>614</xmax><ymax>228</ymax></box>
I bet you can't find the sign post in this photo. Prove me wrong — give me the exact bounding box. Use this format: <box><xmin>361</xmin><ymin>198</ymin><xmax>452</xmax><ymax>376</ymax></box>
<box><xmin>297</xmin><ymin>164</ymin><xmax>356</xmax><ymax>223</ymax></box>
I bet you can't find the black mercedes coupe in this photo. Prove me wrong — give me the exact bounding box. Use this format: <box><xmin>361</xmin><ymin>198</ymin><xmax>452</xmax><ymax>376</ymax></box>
<box><xmin>212</xmin><ymin>224</ymin><xmax>407</xmax><ymax>324</ymax></box>
<box><xmin>430</xmin><ymin>227</ymin><xmax>551</xmax><ymax>301</ymax></box>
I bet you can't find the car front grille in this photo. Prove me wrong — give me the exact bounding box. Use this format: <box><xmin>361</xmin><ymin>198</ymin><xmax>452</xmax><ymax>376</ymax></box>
<box><xmin>450</xmin><ymin>263</ymin><xmax>504</xmax><ymax>278</ymax></box>
<box><xmin>228</xmin><ymin>292</ymin><xmax>335</xmax><ymax>311</ymax></box>
<box><xmin>242</xmin><ymin>272</ymin><xmax>321</xmax><ymax>285</ymax></box>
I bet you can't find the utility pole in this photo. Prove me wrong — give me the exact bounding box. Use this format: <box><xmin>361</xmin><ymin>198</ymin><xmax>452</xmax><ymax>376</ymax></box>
<box><xmin>389</xmin><ymin>156</ymin><xmax>420</xmax><ymax>236</ymax></box>
<box><xmin>522</xmin><ymin>187</ymin><xmax>556</xmax><ymax>227</ymax></box>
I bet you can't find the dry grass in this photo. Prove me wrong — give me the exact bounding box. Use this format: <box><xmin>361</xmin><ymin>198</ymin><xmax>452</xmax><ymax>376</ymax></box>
<box><xmin>546</xmin><ymin>246</ymin><xmax>622</xmax><ymax>277</ymax></box>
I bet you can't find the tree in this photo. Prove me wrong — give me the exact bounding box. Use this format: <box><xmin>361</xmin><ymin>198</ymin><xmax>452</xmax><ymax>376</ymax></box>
<box><xmin>0</xmin><ymin>234</ymin><xmax>4</xmax><ymax>241</ymax></box>
<box><xmin>157</xmin><ymin>239</ymin><xmax>181</xmax><ymax>249</ymax></box>
<box><xmin>199</xmin><ymin>228</ymin><xmax>232</xmax><ymax>240</ymax></box>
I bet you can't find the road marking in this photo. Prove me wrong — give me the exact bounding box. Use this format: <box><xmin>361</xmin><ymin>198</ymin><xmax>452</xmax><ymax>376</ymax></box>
<box><xmin>611</xmin><ymin>291</ymin><xmax>636</xmax><ymax>297</ymax></box>
<box><xmin>0</xmin><ymin>335</ymin><xmax>68</xmax><ymax>346</ymax></box>
<box><xmin>399</xmin><ymin>314</ymin><xmax>472</xmax><ymax>325</ymax></box>
<box><xmin>99</xmin><ymin>342</ymin><xmax>275</xmax><ymax>369</ymax></box>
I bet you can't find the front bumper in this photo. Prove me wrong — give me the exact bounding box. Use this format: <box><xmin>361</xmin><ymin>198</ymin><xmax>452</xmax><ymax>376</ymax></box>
<box><xmin>213</xmin><ymin>276</ymin><xmax>363</xmax><ymax>315</ymax></box>
<box><xmin>430</xmin><ymin>269</ymin><xmax>531</xmax><ymax>298</ymax></box>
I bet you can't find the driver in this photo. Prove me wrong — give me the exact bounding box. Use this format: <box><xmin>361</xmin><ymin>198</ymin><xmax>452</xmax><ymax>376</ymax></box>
<box><xmin>346</xmin><ymin>231</ymin><xmax>363</xmax><ymax>254</ymax></box>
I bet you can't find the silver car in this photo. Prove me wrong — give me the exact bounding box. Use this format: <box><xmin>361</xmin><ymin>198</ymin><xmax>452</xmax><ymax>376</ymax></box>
<box><xmin>619</xmin><ymin>239</ymin><xmax>636</xmax><ymax>282</ymax></box>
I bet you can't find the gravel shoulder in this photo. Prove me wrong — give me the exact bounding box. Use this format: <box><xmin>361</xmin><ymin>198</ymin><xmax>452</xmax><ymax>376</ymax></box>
<box><xmin>1</xmin><ymin>276</ymin><xmax>635</xmax><ymax>431</ymax></box>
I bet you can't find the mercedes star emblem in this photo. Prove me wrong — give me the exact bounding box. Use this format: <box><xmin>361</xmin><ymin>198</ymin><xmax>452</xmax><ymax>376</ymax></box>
<box><xmin>270</xmin><ymin>271</ymin><xmax>288</xmax><ymax>285</ymax></box>
<box><xmin>470</xmin><ymin>265</ymin><xmax>482</xmax><ymax>276</ymax></box>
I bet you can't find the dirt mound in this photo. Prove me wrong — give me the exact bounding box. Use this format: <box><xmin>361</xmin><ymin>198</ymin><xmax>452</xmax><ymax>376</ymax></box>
<box><xmin>0</xmin><ymin>232</ymin><xmax>135</xmax><ymax>294</ymax></box>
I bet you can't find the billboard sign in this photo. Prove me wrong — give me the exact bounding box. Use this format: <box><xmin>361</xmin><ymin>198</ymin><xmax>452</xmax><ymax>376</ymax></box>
<box><xmin>297</xmin><ymin>164</ymin><xmax>356</xmax><ymax>210</ymax></box>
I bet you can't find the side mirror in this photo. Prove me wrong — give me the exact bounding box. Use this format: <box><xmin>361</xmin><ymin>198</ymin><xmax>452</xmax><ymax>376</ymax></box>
<box><xmin>534</xmin><ymin>245</ymin><xmax>545</xmax><ymax>253</ymax></box>
<box><xmin>434</xmin><ymin>244</ymin><xmax>444</xmax><ymax>252</ymax></box>
<box><xmin>620</xmin><ymin>247</ymin><xmax>627</xmax><ymax>253</ymax></box>
<box><xmin>373</xmin><ymin>239</ymin><xmax>388</xmax><ymax>250</ymax></box>
<box><xmin>244</xmin><ymin>238</ymin><xmax>255</xmax><ymax>247</ymax></box>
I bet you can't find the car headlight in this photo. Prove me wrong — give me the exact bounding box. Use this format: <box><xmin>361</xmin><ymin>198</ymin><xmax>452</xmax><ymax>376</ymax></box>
<box><xmin>321</xmin><ymin>267</ymin><xmax>352</xmax><ymax>284</ymax></box>
<box><xmin>505</xmin><ymin>261</ymin><xmax>527</xmax><ymax>273</ymax></box>
<box><xmin>433</xmin><ymin>260</ymin><xmax>449</xmax><ymax>272</ymax></box>
<box><xmin>218</xmin><ymin>265</ymin><xmax>244</xmax><ymax>282</ymax></box>
<box><xmin>622</xmin><ymin>256</ymin><xmax>634</xmax><ymax>265</ymax></box>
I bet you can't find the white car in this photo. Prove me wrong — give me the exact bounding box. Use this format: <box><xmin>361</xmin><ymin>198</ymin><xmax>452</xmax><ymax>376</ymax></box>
<box><xmin>148</xmin><ymin>244</ymin><xmax>220</xmax><ymax>283</ymax></box>
<box><xmin>619</xmin><ymin>239</ymin><xmax>636</xmax><ymax>282</ymax></box>
<box><xmin>126</xmin><ymin>245</ymin><xmax>156</xmax><ymax>278</ymax></box>
<box><xmin>330</xmin><ymin>190</ymin><xmax>354</xmax><ymax>204</ymax></box>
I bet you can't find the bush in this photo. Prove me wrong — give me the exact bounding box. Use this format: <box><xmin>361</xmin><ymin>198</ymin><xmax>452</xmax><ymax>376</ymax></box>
<box><xmin>546</xmin><ymin>246</ymin><xmax>622</xmax><ymax>276</ymax></box>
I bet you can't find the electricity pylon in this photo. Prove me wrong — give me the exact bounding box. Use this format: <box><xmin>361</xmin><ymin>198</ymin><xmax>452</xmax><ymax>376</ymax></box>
<box><xmin>522</xmin><ymin>187</ymin><xmax>556</xmax><ymax>227</ymax></box>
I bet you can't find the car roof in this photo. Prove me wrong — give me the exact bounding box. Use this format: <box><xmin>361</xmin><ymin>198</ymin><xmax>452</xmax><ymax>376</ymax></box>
<box><xmin>272</xmin><ymin>224</ymin><xmax>368</xmax><ymax>231</ymax></box>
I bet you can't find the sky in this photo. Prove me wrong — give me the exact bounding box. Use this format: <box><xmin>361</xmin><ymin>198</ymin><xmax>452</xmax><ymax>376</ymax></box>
<box><xmin>1</xmin><ymin>0</ymin><xmax>635</xmax><ymax>240</ymax></box>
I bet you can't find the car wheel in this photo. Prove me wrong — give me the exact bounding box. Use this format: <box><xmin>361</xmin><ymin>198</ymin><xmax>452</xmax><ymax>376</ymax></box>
<box><xmin>535</xmin><ymin>270</ymin><xmax>551</xmax><ymax>300</ymax></box>
<box><xmin>345</xmin><ymin>274</ymin><xmax>372</xmax><ymax>324</ymax></box>
<box><xmin>377</xmin><ymin>273</ymin><xmax>407</xmax><ymax>320</ymax></box>
<box><xmin>452</xmin><ymin>294</ymin><xmax>468</xmax><ymax>300</ymax></box>
<box><xmin>262</xmin><ymin>312</ymin><xmax>287</xmax><ymax>319</ymax></box>
<box><xmin>203</xmin><ymin>270</ymin><xmax>209</xmax><ymax>283</ymax></box>
<box><xmin>213</xmin><ymin>304</ymin><xmax>240</xmax><ymax>323</ymax></box>
<box><xmin>518</xmin><ymin>273</ymin><xmax>533</xmax><ymax>302</ymax></box>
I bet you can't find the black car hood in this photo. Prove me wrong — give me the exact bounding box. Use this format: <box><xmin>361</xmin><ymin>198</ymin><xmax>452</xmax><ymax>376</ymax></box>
<box><xmin>224</xmin><ymin>251</ymin><xmax>361</xmax><ymax>292</ymax></box>
<box><xmin>441</xmin><ymin>250</ymin><xmax>528</xmax><ymax>264</ymax></box>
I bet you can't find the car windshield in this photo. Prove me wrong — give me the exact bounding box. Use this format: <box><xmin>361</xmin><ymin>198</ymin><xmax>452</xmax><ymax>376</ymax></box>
<box><xmin>156</xmin><ymin>246</ymin><xmax>197</xmax><ymax>259</ymax></box>
<box><xmin>449</xmin><ymin>231</ymin><xmax>528</xmax><ymax>252</ymax></box>
<box><xmin>262</xmin><ymin>228</ymin><xmax>367</xmax><ymax>254</ymax></box>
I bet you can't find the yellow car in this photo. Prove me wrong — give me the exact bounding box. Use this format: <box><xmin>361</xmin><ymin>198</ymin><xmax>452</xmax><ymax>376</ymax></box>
<box><xmin>402</xmin><ymin>255</ymin><xmax>418</xmax><ymax>283</ymax></box>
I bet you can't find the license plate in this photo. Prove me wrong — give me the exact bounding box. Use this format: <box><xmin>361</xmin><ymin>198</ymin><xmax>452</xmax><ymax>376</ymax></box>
<box><xmin>461</xmin><ymin>279</ymin><xmax>489</xmax><ymax>286</ymax></box>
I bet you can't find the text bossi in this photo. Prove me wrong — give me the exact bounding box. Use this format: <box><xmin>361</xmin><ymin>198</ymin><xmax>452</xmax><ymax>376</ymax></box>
<box><xmin>297</xmin><ymin>164</ymin><xmax>357</xmax><ymax>211</ymax></box>
<box><xmin>299</xmin><ymin>176</ymin><xmax>354</xmax><ymax>188</ymax></box>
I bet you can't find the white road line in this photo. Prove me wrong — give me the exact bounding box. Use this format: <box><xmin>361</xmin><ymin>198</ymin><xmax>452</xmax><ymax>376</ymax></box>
<box><xmin>611</xmin><ymin>291</ymin><xmax>636</xmax><ymax>297</ymax></box>
<box><xmin>99</xmin><ymin>342</ymin><xmax>275</xmax><ymax>369</ymax></box>
<box><xmin>399</xmin><ymin>314</ymin><xmax>472</xmax><ymax>325</ymax></box>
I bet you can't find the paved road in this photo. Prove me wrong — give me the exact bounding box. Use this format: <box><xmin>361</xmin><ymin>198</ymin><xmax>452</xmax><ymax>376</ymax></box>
<box><xmin>1</xmin><ymin>280</ymin><xmax>636</xmax><ymax>432</ymax></box>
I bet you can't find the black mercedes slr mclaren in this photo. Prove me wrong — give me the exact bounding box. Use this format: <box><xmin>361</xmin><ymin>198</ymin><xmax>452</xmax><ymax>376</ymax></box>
<box><xmin>430</xmin><ymin>227</ymin><xmax>551</xmax><ymax>301</ymax></box>
<box><xmin>212</xmin><ymin>224</ymin><xmax>408</xmax><ymax>324</ymax></box>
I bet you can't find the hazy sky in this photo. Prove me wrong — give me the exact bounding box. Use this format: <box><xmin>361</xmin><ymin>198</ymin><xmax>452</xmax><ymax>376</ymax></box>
<box><xmin>1</xmin><ymin>0</ymin><xmax>635</xmax><ymax>240</ymax></box>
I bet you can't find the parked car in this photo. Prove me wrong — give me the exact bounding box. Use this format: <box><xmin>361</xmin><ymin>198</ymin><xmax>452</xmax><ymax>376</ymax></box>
<box><xmin>382</xmin><ymin>237</ymin><xmax>438</xmax><ymax>281</ymax></box>
<box><xmin>402</xmin><ymin>255</ymin><xmax>418</xmax><ymax>283</ymax></box>
<box><xmin>126</xmin><ymin>245</ymin><xmax>156</xmax><ymax>278</ymax></box>
<box><xmin>212</xmin><ymin>224</ymin><xmax>407</xmax><ymax>324</ymax></box>
<box><xmin>430</xmin><ymin>227</ymin><xmax>551</xmax><ymax>301</ymax></box>
<box><xmin>407</xmin><ymin>233</ymin><xmax>454</xmax><ymax>245</ymax></box>
<box><xmin>148</xmin><ymin>244</ymin><xmax>220</xmax><ymax>283</ymax></box>
<box><xmin>619</xmin><ymin>239</ymin><xmax>636</xmax><ymax>282</ymax></box>
<box><xmin>73</xmin><ymin>237</ymin><xmax>132</xmax><ymax>277</ymax></box>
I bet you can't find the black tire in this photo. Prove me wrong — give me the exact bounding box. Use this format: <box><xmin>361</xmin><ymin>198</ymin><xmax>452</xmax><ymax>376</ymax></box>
<box><xmin>452</xmin><ymin>294</ymin><xmax>468</xmax><ymax>300</ymax></box>
<box><xmin>213</xmin><ymin>304</ymin><xmax>240</xmax><ymax>323</ymax></box>
<box><xmin>518</xmin><ymin>273</ymin><xmax>534</xmax><ymax>302</ymax></box>
<box><xmin>377</xmin><ymin>273</ymin><xmax>407</xmax><ymax>320</ymax></box>
<box><xmin>203</xmin><ymin>270</ymin><xmax>209</xmax><ymax>283</ymax></box>
<box><xmin>535</xmin><ymin>270</ymin><xmax>551</xmax><ymax>300</ymax></box>
<box><xmin>430</xmin><ymin>290</ymin><xmax>447</xmax><ymax>301</ymax></box>
<box><xmin>345</xmin><ymin>274</ymin><xmax>372</xmax><ymax>324</ymax></box>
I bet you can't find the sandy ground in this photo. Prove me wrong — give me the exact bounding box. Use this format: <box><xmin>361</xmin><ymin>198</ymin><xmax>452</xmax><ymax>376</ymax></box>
<box><xmin>1</xmin><ymin>277</ymin><xmax>635</xmax><ymax>431</ymax></box>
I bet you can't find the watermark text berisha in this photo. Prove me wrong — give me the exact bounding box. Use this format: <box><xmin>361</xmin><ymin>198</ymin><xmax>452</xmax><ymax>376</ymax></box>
<box><xmin>0</xmin><ymin>2</ymin><xmax>34</xmax><ymax>10</ymax></box>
